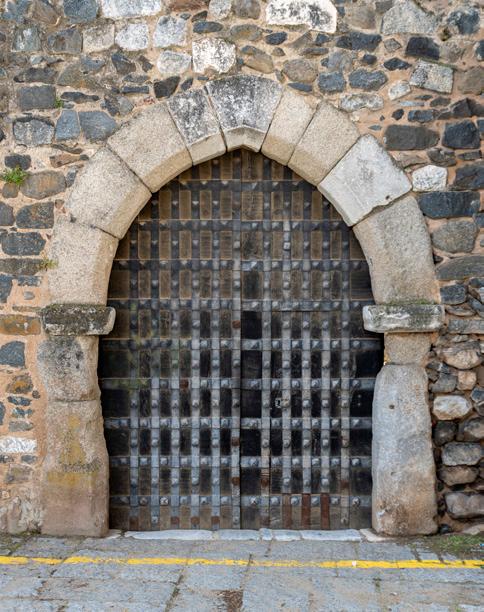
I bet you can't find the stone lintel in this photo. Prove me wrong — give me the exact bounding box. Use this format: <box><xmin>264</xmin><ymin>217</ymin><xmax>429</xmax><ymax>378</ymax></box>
<box><xmin>41</xmin><ymin>304</ymin><xmax>115</xmax><ymax>336</ymax></box>
<box><xmin>363</xmin><ymin>304</ymin><xmax>444</xmax><ymax>333</ymax></box>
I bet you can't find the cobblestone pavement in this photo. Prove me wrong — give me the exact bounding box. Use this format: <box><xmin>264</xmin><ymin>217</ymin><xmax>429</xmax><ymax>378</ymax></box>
<box><xmin>0</xmin><ymin>531</ymin><xmax>482</xmax><ymax>611</ymax></box>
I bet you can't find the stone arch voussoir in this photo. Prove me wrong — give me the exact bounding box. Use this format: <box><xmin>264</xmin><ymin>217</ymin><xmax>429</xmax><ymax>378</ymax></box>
<box><xmin>41</xmin><ymin>74</ymin><xmax>444</xmax><ymax>537</ymax></box>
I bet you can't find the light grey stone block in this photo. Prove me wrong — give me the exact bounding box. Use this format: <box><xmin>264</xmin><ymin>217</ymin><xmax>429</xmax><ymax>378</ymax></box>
<box><xmin>381</xmin><ymin>0</ymin><xmax>438</xmax><ymax>35</ymax></box>
<box><xmin>206</xmin><ymin>75</ymin><xmax>282</xmax><ymax>151</ymax></box>
<box><xmin>363</xmin><ymin>304</ymin><xmax>444</xmax><ymax>333</ymax></box>
<box><xmin>100</xmin><ymin>0</ymin><xmax>161</xmax><ymax>19</ymax></box>
<box><xmin>108</xmin><ymin>103</ymin><xmax>192</xmax><ymax>193</ymax></box>
<box><xmin>353</xmin><ymin>196</ymin><xmax>440</xmax><ymax>304</ymax></box>
<box><xmin>319</xmin><ymin>135</ymin><xmax>411</xmax><ymax>226</ymax></box>
<box><xmin>410</xmin><ymin>60</ymin><xmax>454</xmax><ymax>94</ymax></box>
<box><xmin>266</xmin><ymin>0</ymin><xmax>338</xmax><ymax>33</ymax></box>
<box><xmin>83</xmin><ymin>24</ymin><xmax>114</xmax><ymax>52</ymax></box>
<box><xmin>372</xmin><ymin>364</ymin><xmax>437</xmax><ymax>535</ymax></box>
<box><xmin>289</xmin><ymin>100</ymin><xmax>359</xmax><ymax>185</ymax></box>
<box><xmin>262</xmin><ymin>89</ymin><xmax>316</xmax><ymax>165</ymax></box>
<box><xmin>433</xmin><ymin>395</ymin><xmax>472</xmax><ymax>420</ymax></box>
<box><xmin>38</xmin><ymin>336</ymin><xmax>100</xmax><ymax>402</ymax></box>
<box><xmin>446</xmin><ymin>492</ymin><xmax>484</xmax><ymax>519</ymax></box>
<box><xmin>114</xmin><ymin>22</ymin><xmax>148</xmax><ymax>51</ymax></box>
<box><xmin>192</xmin><ymin>38</ymin><xmax>236</xmax><ymax>74</ymax></box>
<box><xmin>168</xmin><ymin>89</ymin><xmax>226</xmax><ymax>165</ymax></box>
<box><xmin>48</xmin><ymin>216</ymin><xmax>119</xmax><ymax>305</ymax></box>
<box><xmin>153</xmin><ymin>15</ymin><xmax>187</xmax><ymax>48</ymax></box>
<box><xmin>66</xmin><ymin>148</ymin><xmax>150</xmax><ymax>239</ymax></box>
<box><xmin>442</xmin><ymin>442</ymin><xmax>482</xmax><ymax>466</ymax></box>
<box><xmin>156</xmin><ymin>51</ymin><xmax>191</xmax><ymax>76</ymax></box>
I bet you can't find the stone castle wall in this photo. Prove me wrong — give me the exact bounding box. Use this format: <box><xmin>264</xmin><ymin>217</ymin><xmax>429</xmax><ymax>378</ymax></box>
<box><xmin>0</xmin><ymin>0</ymin><xmax>482</xmax><ymax>533</ymax></box>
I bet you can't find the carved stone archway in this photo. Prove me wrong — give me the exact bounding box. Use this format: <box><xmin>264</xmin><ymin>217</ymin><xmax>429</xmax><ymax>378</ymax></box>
<box><xmin>38</xmin><ymin>75</ymin><xmax>444</xmax><ymax>537</ymax></box>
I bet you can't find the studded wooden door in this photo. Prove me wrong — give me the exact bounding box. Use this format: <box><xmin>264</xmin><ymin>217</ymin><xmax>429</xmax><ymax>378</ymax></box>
<box><xmin>99</xmin><ymin>150</ymin><xmax>383</xmax><ymax>531</ymax></box>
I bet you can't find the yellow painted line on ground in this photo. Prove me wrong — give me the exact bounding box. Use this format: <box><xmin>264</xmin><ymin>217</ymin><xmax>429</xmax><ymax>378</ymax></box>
<box><xmin>0</xmin><ymin>555</ymin><xmax>482</xmax><ymax>570</ymax></box>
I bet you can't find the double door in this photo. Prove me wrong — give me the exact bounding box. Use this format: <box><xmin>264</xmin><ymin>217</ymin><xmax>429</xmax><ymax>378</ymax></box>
<box><xmin>99</xmin><ymin>150</ymin><xmax>382</xmax><ymax>531</ymax></box>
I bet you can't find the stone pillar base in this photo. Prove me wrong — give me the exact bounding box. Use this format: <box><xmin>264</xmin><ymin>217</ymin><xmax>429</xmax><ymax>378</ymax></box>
<box><xmin>372</xmin><ymin>364</ymin><xmax>437</xmax><ymax>536</ymax></box>
<box><xmin>41</xmin><ymin>400</ymin><xmax>109</xmax><ymax>537</ymax></box>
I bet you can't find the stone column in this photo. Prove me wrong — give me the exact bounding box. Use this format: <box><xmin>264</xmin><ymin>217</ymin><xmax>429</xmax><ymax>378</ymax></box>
<box><xmin>364</xmin><ymin>305</ymin><xmax>444</xmax><ymax>536</ymax></box>
<box><xmin>38</xmin><ymin>305</ymin><xmax>115</xmax><ymax>536</ymax></box>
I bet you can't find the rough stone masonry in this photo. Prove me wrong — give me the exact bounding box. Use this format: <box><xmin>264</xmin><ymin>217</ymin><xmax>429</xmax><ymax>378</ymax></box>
<box><xmin>0</xmin><ymin>0</ymin><xmax>482</xmax><ymax>534</ymax></box>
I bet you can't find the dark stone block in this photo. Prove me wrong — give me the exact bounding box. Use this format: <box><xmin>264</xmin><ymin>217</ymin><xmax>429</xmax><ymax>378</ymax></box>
<box><xmin>20</xmin><ymin>171</ymin><xmax>66</xmax><ymax>200</ymax></box>
<box><xmin>55</xmin><ymin>109</ymin><xmax>80</xmax><ymax>141</ymax></box>
<box><xmin>5</xmin><ymin>154</ymin><xmax>31</xmax><ymax>170</ymax></box>
<box><xmin>384</xmin><ymin>125</ymin><xmax>439</xmax><ymax>150</ymax></box>
<box><xmin>437</xmin><ymin>256</ymin><xmax>484</xmax><ymax>281</ymax></box>
<box><xmin>434</xmin><ymin>422</ymin><xmax>456</xmax><ymax>447</ymax></box>
<box><xmin>288</xmin><ymin>82</ymin><xmax>312</xmax><ymax>93</ymax></box>
<box><xmin>0</xmin><ymin>276</ymin><xmax>13</xmax><ymax>303</ymax></box>
<box><xmin>383</xmin><ymin>57</ymin><xmax>411</xmax><ymax>71</ymax></box>
<box><xmin>265</xmin><ymin>32</ymin><xmax>287</xmax><ymax>45</ymax></box>
<box><xmin>427</xmin><ymin>148</ymin><xmax>456</xmax><ymax>167</ymax></box>
<box><xmin>193</xmin><ymin>21</ymin><xmax>223</xmax><ymax>33</ymax></box>
<box><xmin>0</xmin><ymin>341</ymin><xmax>25</xmax><ymax>367</ymax></box>
<box><xmin>63</xmin><ymin>0</ymin><xmax>97</xmax><ymax>22</ymax></box>
<box><xmin>442</xmin><ymin>120</ymin><xmax>480</xmax><ymax>149</ymax></box>
<box><xmin>408</xmin><ymin>110</ymin><xmax>434</xmax><ymax>123</ymax></box>
<box><xmin>0</xmin><ymin>202</ymin><xmax>14</xmax><ymax>226</ymax></box>
<box><xmin>47</xmin><ymin>27</ymin><xmax>82</xmax><ymax>54</ymax></box>
<box><xmin>348</xmin><ymin>69</ymin><xmax>387</xmax><ymax>91</ymax></box>
<box><xmin>103</xmin><ymin>94</ymin><xmax>133</xmax><ymax>117</ymax></box>
<box><xmin>0</xmin><ymin>259</ymin><xmax>43</xmax><ymax>276</ymax></box>
<box><xmin>448</xmin><ymin>7</ymin><xmax>480</xmax><ymax>35</ymax></box>
<box><xmin>13</xmin><ymin>117</ymin><xmax>55</xmax><ymax>146</ymax></box>
<box><xmin>120</xmin><ymin>85</ymin><xmax>150</xmax><ymax>95</ymax></box>
<box><xmin>0</xmin><ymin>402</ymin><xmax>4</xmax><ymax>425</ymax></box>
<box><xmin>14</xmin><ymin>67</ymin><xmax>57</xmax><ymax>84</ymax></box>
<box><xmin>453</xmin><ymin>163</ymin><xmax>484</xmax><ymax>190</ymax></box>
<box><xmin>419</xmin><ymin>191</ymin><xmax>480</xmax><ymax>218</ymax></box>
<box><xmin>318</xmin><ymin>71</ymin><xmax>345</xmax><ymax>93</ymax></box>
<box><xmin>79</xmin><ymin>111</ymin><xmax>117</xmax><ymax>141</ymax></box>
<box><xmin>336</xmin><ymin>32</ymin><xmax>381</xmax><ymax>51</ymax></box>
<box><xmin>154</xmin><ymin>77</ymin><xmax>180</xmax><ymax>98</ymax></box>
<box><xmin>405</xmin><ymin>36</ymin><xmax>440</xmax><ymax>60</ymax></box>
<box><xmin>111</xmin><ymin>52</ymin><xmax>136</xmax><ymax>75</ymax></box>
<box><xmin>362</xmin><ymin>54</ymin><xmax>377</xmax><ymax>65</ymax></box>
<box><xmin>16</xmin><ymin>202</ymin><xmax>54</xmax><ymax>229</ymax></box>
<box><xmin>440</xmin><ymin>284</ymin><xmax>466</xmax><ymax>305</ymax></box>
<box><xmin>477</xmin><ymin>40</ymin><xmax>484</xmax><ymax>61</ymax></box>
<box><xmin>449</xmin><ymin>98</ymin><xmax>473</xmax><ymax>118</ymax></box>
<box><xmin>17</xmin><ymin>85</ymin><xmax>56</xmax><ymax>111</ymax></box>
<box><xmin>1</xmin><ymin>232</ymin><xmax>46</xmax><ymax>256</ymax></box>
<box><xmin>61</xmin><ymin>91</ymin><xmax>100</xmax><ymax>104</ymax></box>
<box><xmin>392</xmin><ymin>109</ymin><xmax>404</xmax><ymax>120</ymax></box>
